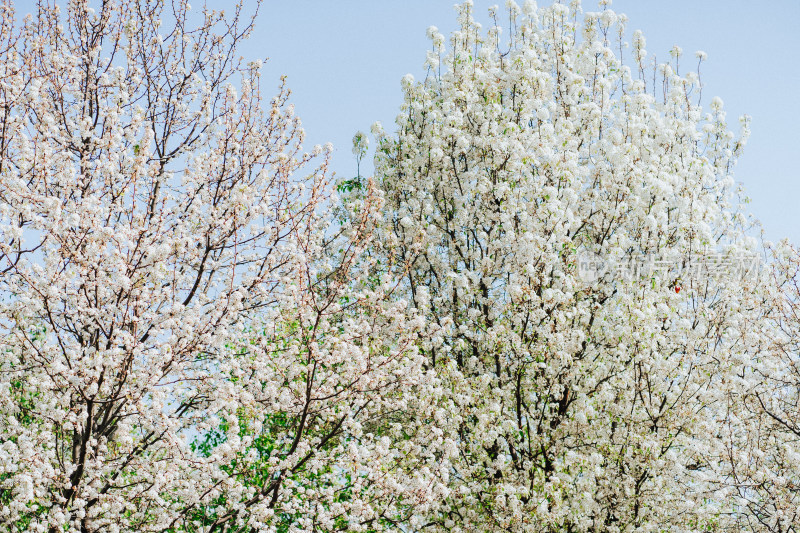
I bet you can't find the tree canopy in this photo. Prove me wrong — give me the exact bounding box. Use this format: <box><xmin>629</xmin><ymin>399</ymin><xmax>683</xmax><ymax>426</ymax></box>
<box><xmin>0</xmin><ymin>1</ymin><xmax>798</xmax><ymax>532</ymax></box>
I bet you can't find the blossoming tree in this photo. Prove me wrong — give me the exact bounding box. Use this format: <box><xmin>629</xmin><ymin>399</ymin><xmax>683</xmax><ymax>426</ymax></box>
<box><xmin>2</xmin><ymin>0</ymin><xmax>798</xmax><ymax>531</ymax></box>
<box><xmin>375</xmin><ymin>1</ymin><xmax>794</xmax><ymax>530</ymax></box>
<box><xmin>0</xmin><ymin>1</ymin><xmax>448</xmax><ymax>531</ymax></box>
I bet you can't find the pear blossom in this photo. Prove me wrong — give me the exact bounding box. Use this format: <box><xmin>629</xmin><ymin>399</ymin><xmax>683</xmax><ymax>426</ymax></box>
<box><xmin>375</xmin><ymin>1</ymin><xmax>793</xmax><ymax>531</ymax></box>
<box><xmin>0</xmin><ymin>1</ymin><xmax>446</xmax><ymax>531</ymax></box>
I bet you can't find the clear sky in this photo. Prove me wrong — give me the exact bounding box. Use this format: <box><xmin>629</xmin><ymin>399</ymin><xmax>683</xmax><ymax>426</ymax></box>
<box><xmin>219</xmin><ymin>1</ymin><xmax>800</xmax><ymax>244</ymax></box>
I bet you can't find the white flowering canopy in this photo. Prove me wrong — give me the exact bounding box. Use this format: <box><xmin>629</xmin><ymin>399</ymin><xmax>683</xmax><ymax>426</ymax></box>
<box><xmin>375</xmin><ymin>1</ymin><xmax>798</xmax><ymax>531</ymax></box>
<box><xmin>1</xmin><ymin>0</ymin><xmax>799</xmax><ymax>532</ymax></box>
<box><xmin>0</xmin><ymin>0</ymin><xmax>448</xmax><ymax>531</ymax></box>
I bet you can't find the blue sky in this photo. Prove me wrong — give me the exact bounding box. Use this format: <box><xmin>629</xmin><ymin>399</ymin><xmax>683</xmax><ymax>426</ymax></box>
<box><xmin>243</xmin><ymin>1</ymin><xmax>800</xmax><ymax>244</ymax></box>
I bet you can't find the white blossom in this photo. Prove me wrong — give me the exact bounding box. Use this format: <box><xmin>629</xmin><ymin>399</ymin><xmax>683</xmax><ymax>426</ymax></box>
<box><xmin>375</xmin><ymin>2</ymin><xmax>790</xmax><ymax>531</ymax></box>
